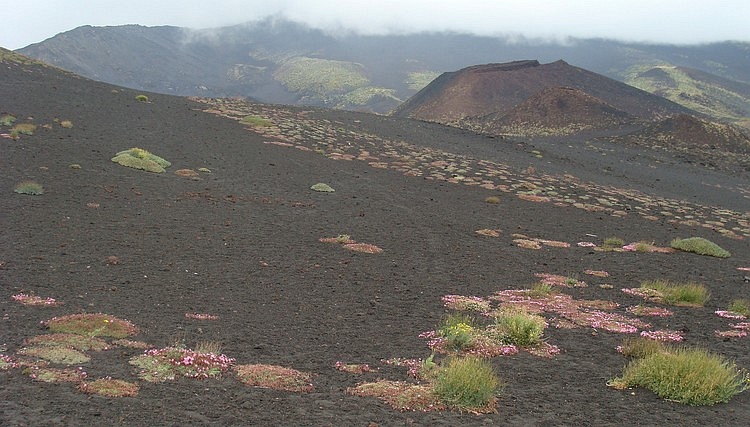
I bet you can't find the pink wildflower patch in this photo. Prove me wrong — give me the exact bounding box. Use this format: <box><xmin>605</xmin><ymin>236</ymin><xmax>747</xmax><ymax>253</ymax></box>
<box><xmin>640</xmin><ymin>329</ymin><xmax>684</xmax><ymax>342</ymax></box>
<box><xmin>343</xmin><ymin>243</ymin><xmax>383</xmax><ymax>254</ymax></box>
<box><xmin>715</xmin><ymin>330</ymin><xmax>748</xmax><ymax>338</ymax></box>
<box><xmin>626</xmin><ymin>305</ymin><xmax>673</xmax><ymax>317</ymax></box>
<box><xmin>185</xmin><ymin>313</ymin><xmax>219</xmax><ymax>320</ymax></box>
<box><xmin>0</xmin><ymin>354</ymin><xmax>19</xmax><ymax>370</ymax></box>
<box><xmin>715</xmin><ymin>310</ymin><xmax>747</xmax><ymax>320</ymax></box>
<box><xmin>535</xmin><ymin>273</ymin><xmax>587</xmax><ymax>288</ymax></box>
<box><xmin>11</xmin><ymin>294</ymin><xmax>61</xmax><ymax>307</ymax></box>
<box><xmin>577</xmin><ymin>242</ymin><xmax>597</xmax><ymax>247</ymax></box>
<box><xmin>736</xmin><ymin>267</ymin><xmax>750</xmax><ymax>272</ymax></box>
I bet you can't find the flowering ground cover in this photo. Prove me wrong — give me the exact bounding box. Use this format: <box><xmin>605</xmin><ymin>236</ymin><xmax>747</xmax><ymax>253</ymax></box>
<box><xmin>2</xmin><ymin>60</ymin><xmax>749</xmax><ymax>425</ymax></box>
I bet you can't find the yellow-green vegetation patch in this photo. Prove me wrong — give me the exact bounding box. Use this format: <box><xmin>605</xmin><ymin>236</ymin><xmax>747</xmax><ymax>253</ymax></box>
<box><xmin>274</xmin><ymin>57</ymin><xmax>369</xmax><ymax>96</ymax></box>
<box><xmin>43</xmin><ymin>313</ymin><xmax>139</xmax><ymax>338</ymax></box>
<box><xmin>0</xmin><ymin>354</ymin><xmax>19</xmax><ymax>370</ymax></box>
<box><xmin>609</xmin><ymin>346</ymin><xmax>749</xmax><ymax>405</ymax></box>
<box><xmin>235</xmin><ymin>364</ymin><xmax>314</xmax><ymax>392</ymax></box>
<box><xmin>134</xmin><ymin>94</ymin><xmax>149</xmax><ymax>102</ymax></box>
<box><xmin>11</xmin><ymin>123</ymin><xmax>36</xmax><ymax>136</ymax></box>
<box><xmin>197</xmin><ymin>167</ymin><xmax>211</xmax><ymax>173</ymax></box>
<box><xmin>60</xmin><ymin>120</ymin><xmax>73</xmax><ymax>128</ymax></box>
<box><xmin>17</xmin><ymin>346</ymin><xmax>90</xmax><ymax>365</ymax></box>
<box><xmin>111</xmin><ymin>147</ymin><xmax>171</xmax><ymax>173</ymax></box>
<box><xmin>23</xmin><ymin>366</ymin><xmax>87</xmax><ymax>383</ymax></box>
<box><xmin>433</xmin><ymin>356</ymin><xmax>502</xmax><ymax>413</ymax></box>
<box><xmin>240</xmin><ymin>115</ymin><xmax>273</xmax><ymax>127</ymax></box>
<box><xmin>13</xmin><ymin>180</ymin><xmax>44</xmax><ymax>195</ymax></box>
<box><xmin>310</xmin><ymin>182</ymin><xmax>335</xmax><ymax>192</ymax></box>
<box><xmin>24</xmin><ymin>333</ymin><xmax>110</xmax><ymax>351</ymax></box>
<box><xmin>670</xmin><ymin>237</ymin><xmax>730</xmax><ymax>258</ymax></box>
<box><xmin>624</xmin><ymin>280</ymin><xmax>709</xmax><ymax>307</ymax></box>
<box><xmin>78</xmin><ymin>378</ymin><xmax>140</xmax><ymax>397</ymax></box>
<box><xmin>0</xmin><ymin>114</ymin><xmax>16</xmax><ymax>126</ymax></box>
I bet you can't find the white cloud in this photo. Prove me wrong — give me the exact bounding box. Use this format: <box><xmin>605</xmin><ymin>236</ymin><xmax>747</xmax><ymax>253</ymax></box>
<box><xmin>2</xmin><ymin>0</ymin><xmax>749</xmax><ymax>49</ymax></box>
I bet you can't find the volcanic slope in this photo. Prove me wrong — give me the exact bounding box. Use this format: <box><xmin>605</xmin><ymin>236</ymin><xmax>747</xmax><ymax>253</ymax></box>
<box><xmin>391</xmin><ymin>60</ymin><xmax>692</xmax><ymax>124</ymax></box>
<box><xmin>2</xmin><ymin>49</ymin><xmax>750</xmax><ymax>426</ymax></box>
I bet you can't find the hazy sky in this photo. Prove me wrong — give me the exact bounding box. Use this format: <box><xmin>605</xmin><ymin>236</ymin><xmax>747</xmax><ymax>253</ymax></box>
<box><xmin>3</xmin><ymin>0</ymin><xmax>749</xmax><ymax>49</ymax></box>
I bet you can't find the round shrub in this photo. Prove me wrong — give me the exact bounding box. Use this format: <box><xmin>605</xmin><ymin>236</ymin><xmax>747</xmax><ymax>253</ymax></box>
<box><xmin>433</xmin><ymin>356</ymin><xmax>502</xmax><ymax>411</ymax></box>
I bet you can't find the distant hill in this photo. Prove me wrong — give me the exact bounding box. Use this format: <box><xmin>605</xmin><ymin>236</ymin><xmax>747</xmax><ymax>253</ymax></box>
<box><xmin>16</xmin><ymin>18</ymin><xmax>750</xmax><ymax>117</ymax></box>
<box><xmin>624</xmin><ymin>64</ymin><xmax>750</xmax><ymax>128</ymax></box>
<box><xmin>392</xmin><ymin>60</ymin><xmax>689</xmax><ymax>131</ymax></box>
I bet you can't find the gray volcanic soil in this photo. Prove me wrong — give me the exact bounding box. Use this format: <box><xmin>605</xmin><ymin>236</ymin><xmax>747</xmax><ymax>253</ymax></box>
<box><xmin>1</xmin><ymin>58</ymin><xmax>749</xmax><ymax>426</ymax></box>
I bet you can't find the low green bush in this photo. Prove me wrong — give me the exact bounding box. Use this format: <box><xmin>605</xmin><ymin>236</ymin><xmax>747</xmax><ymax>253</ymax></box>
<box><xmin>11</xmin><ymin>123</ymin><xmax>36</xmax><ymax>136</ymax></box>
<box><xmin>727</xmin><ymin>299</ymin><xmax>750</xmax><ymax>317</ymax></box>
<box><xmin>640</xmin><ymin>280</ymin><xmax>709</xmax><ymax>306</ymax></box>
<box><xmin>0</xmin><ymin>114</ymin><xmax>16</xmax><ymax>126</ymax></box>
<box><xmin>671</xmin><ymin>237</ymin><xmax>730</xmax><ymax>258</ymax></box>
<box><xmin>603</xmin><ymin>237</ymin><xmax>624</xmax><ymax>248</ymax></box>
<box><xmin>111</xmin><ymin>147</ymin><xmax>171</xmax><ymax>173</ymax></box>
<box><xmin>438</xmin><ymin>314</ymin><xmax>476</xmax><ymax>351</ymax></box>
<box><xmin>135</xmin><ymin>94</ymin><xmax>149</xmax><ymax>102</ymax></box>
<box><xmin>610</xmin><ymin>347</ymin><xmax>749</xmax><ymax>405</ymax></box>
<box><xmin>618</xmin><ymin>337</ymin><xmax>668</xmax><ymax>359</ymax></box>
<box><xmin>14</xmin><ymin>180</ymin><xmax>44</xmax><ymax>195</ymax></box>
<box><xmin>493</xmin><ymin>309</ymin><xmax>546</xmax><ymax>346</ymax></box>
<box><xmin>433</xmin><ymin>356</ymin><xmax>502</xmax><ymax>411</ymax></box>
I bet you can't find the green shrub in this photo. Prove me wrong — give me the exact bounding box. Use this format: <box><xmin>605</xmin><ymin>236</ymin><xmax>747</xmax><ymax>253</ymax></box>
<box><xmin>135</xmin><ymin>94</ymin><xmax>149</xmax><ymax>102</ymax></box>
<box><xmin>14</xmin><ymin>180</ymin><xmax>44</xmax><ymax>195</ymax></box>
<box><xmin>0</xmin><ymin>114</ymin><xmax>16</xmax><ymax>126</ymax></box>
<box><xmin>433</xmin><ymin>356</ymin><xmax>502</xmax><ymax>411</ymax></box>
<box><xmin>727</xmin><ymin>299</ymin><xmax>750</xmax><ymax>317</ymax></box>
<box><xmin>111</xmin><ymin>147</ymin><xmax>171</xmax><ymax>173</ymax></box>
<box><xmin>610</xmin><ymin>347</ymin><xmax>749</xmax><ymax>405</ymax></box>
<box><xmin>240</xmin><ymin>115</ymin><xmax>272</xmax><ymax>127</ymax></box>
<box><xmin>671</xmin><ymin>237</ymin><xmax>730</xmax><ymax>258</ymax></box>
<box><xmin>641</xmin><ymin>280</ymin><xmax>709</xmax><ymax>306</ymax></box>
<box><xmin>528</xmin><ymin>282</ymin><xmax>555</xmax><ymax>298</ymax></box>
<box><xmin>438</xmin><ymin>314</ymin><xmax>476</xmax><ymax>351</ymax></box>
<box><xmin>493</xmin><ymin>309</ymin><xmax>546</xmax><ymax>346</ymax></box>
<box><xmin>603</xmin><ymin>237</ymin><xmax>624</xmax><ymax>248</ymax></box>
<box><xmin>618</xmin><ymin>337</ymin><xmax>668</xmax><ymax>359</ymax></box>
<box><xmin>11</xmin><ymin>123</ymin><xmax>36</xmax><ymax>136</ymax></box>
<box><xmin>60</xmin><ymin>120</ymin><xmax>73</xmax><ymax>128</ymax></box>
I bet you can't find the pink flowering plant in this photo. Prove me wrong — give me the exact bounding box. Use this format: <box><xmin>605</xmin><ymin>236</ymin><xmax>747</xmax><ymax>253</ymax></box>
<box><xmin>24</xmin><ymin>366</ymin><xmax>87</xmax><ymax>383</ymax></box>
<box><xmin>626</xmin><ymin>305</ymin><xmax>673</xmax><ymax>317</ymax></box>
<box><xmin>129</xmin><ymin>346</ymin><xmax>235</xmax><ymax>382</ymax></box>
<box><xmin>11</xmin><ymin>293</ymin><xmax>61</xmax><ymax>307</ymax></box>
<box><xmin>0</xmin><ymin>354</ymin><xmax>19</xmax><ymax>370</ymax></box>
<box><xmin>640</xmin><ymin>329</ymin><xmax>685</xmax><ymax>342</ymax></box>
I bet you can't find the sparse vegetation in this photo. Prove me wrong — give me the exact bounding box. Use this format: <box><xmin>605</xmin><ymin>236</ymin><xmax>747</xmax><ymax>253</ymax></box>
<box><xmin>671</xmin><ymin>237</ymin><xmax>730</xmax><ymax>258</ymax></box>
<box><xmin>484</xmin><ymin>195</ymin><xmax>500</xmax><ymax>204</ymax></box>
<box><xmin>433</xmin><ymin>356</ymin><xmax>502</xmax><ymax>412</ymax></box>
<box><xmin>17</xmin><ymin>346</ymin><xmax>91</xmax><ymax>365</ymax></box>
<box><xmin>78</xmin><ymin>378</ymin><xmax>139</xmax><ymax>397</ymax></box>
<box><xmin>13</xmin><ymin>180</ymin><xmax>44</xmax><ymax>195</ymax></box>
<box><xmin>602</xmin><ymin>237</ymin><xmax>624</xmax><ymax>249</ymax></box>
<box><xmin>609</xmin><ymin>346</ymin><xmax>749</xmax><ymax>405</ymax></box>
<box><xmin>60</xmin><ymin>120</ymin><xmax>73</xmax><ymax>128</ymax></box>
<box><xmin>135</xmin><ymin>94</ymin><xmax>149</xmax><ymax>102</ymax></box>
<box><xmin>43</xmin><ymin>313</ymin><xmax>139</xmax><ymax>338</ymax></box>
<box><xmin>130</xmin><ymin>346</ymin><xmax>235</xmax><ymax>382</ymax></box>
<box><xmin>235</xmin><ymin>364</ymin><xmax>314</xmax><ymax>392</ymax></box>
